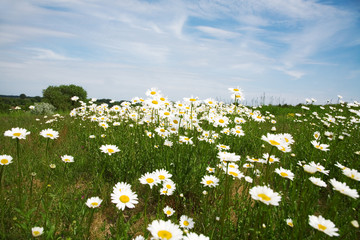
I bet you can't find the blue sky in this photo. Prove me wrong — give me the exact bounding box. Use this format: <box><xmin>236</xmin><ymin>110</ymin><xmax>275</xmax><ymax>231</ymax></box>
<box><xmin>1</xmin><ymin>0</ymin><xmax>359</xmax><ymax>105</ymax></box>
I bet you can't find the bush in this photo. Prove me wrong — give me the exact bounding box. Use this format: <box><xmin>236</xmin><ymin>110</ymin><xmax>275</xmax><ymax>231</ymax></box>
<box><xmin>42</xmin><ymin>84</ymin><xmax>87</xmax><ymax>111</ymax></box>
<box><xmin>30</xmin><ymin>102</ymin><xmax>56</xmax><ymax>115</ymax></box>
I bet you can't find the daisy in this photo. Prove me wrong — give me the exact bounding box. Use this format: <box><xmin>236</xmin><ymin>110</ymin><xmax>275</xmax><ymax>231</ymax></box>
<box><xmin>163</xmin><ymin>206</ymin><xmax>175</xmax><ymax>217</ymax></box>
<box><xmin>329</xmin><ymin>178</ymin><xmax>359</xmax><ymax>199</ymax></box>
<box><xmin>61</xmin><ymin>155</ymin><xmax>74</xmax><ymax>163</ymax></box>
<box><xmin>4</xmin><ymin>127</ymin><xmax>30</xmax><ymax>139</ymax></box>
<box><xmin>249</xmin><ymin>186</ymin><xmax>282</xmax><ymax>206</ymax></box>
<box><xmin>154</xmin><ymin>169</ymin><xmax>172</xmax><ymax>182</ymax></box>
<box><xmin>85</xmin><ymin>197</ymin><xmax>102</xmax><ymax>208</ymax></box>
<box><xmin>111</xmin><ymin>188</ymin><xmax>138</xmax><ymax>211</ymax></box>
<box><xmin>311</xmin><ymin>140</ymin><xmax>330</xmax><ymax>151</ymax></box>
<box><xmin>183</xmin><ymin>232</ymin><xmax>210</xmax><ymax>240</ymax></box>
<box><xmin>100</xmin><ymin>144</ymin><xmax>120</xmax><ymax>155</ymax></box>
<box><xmin>308</xmin><ymin>215</ymin><xmax>339</xmax><ymax>237</ymax></box>
<box><xmin>180</xmin><ymin>215</ymin><xmax>195</xmax><ymax>230</ymax></box>
<box><xmin>227</xmin><ymin>168</ymin><xmax>244</xmax><ymax>179</ymax></box>
<box><xmin>31</xmin><ymin>227</ymin><xmax>44</xmax><ymax>237</ymax></box>
<box><xmin>0</xmin><ymin>155</ymin><xmax>13</xmax><ymax>165</ymax></box>
<box><xmin>262</xmin><ymin>153</ymin><xmax>279</xmax><ymax>164</ymax></box>
<box><xmin>286</xmin><ymin>218</ymin><xmax>294</xmax><ymax>227</ymax></box>
<box><xmin>217</xmin><ymin>151</ymin><xmax>240</xmax><ymax>162</ymax></box>
<box><xmin>113</xmin><ymin>182</ymin><xmax>132</xmax><ymax>193</ymax></box>
<box><xmin>261</xmin><ymin>133</ymin><xmax>284</xmax><ymax>147</ymax></box>
<box><xmin>139</xmin><ymin>172</ymin><xmax>161</xmax><ymax>189</ymax></box>
<box><xmin>40</xmin><ymin>129</ymin><xmax>59</xmax><ymax>139</ymax></box>
<box><xmin>275</xmin><ymin>167</ymin><xmax>294</xmax><ymax>181</ymax></box>
<box><xmin>309</xmin><ymin>177</ymin><xmax>327</xmax><ymax>188</ymax></box>
<box><xmin>342</xmin><ymin>168</ymin><xmax>360</xmax><ymax>181</ymax></box>
<box><xmin>147</xmin><ymin>219</ymin><xmax>183</xmax><ymax>240</ymax></box>
<box><xmin>201</xmin><ymin>175</ymin><xmax>219</xmax><ymax>188</ymax></box>
<box><xmin>162</xmin><ymin>179</ymin><xmax>176</xmax><ymax>192</ymax></box>
<box><xmin>206</xmin><ymin>166</ymin><xmax>215</xmax><ymax>173</ymax></box>
<box><xmin>133</xmin><ymin>235</ymin><xmax>145</xmax><ymax>240</ymax></box>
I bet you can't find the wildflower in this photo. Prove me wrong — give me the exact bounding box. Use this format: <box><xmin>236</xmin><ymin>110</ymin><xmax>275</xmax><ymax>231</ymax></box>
<box><xmin>180</xmin><ymin>215</ymin><xmax>195</xmax><ymax>230</ymax></box>
<box><xmin>342</xmin><ymin>168</ymin><xmax>360</xmax><ymax>181</ymax></box>
<box><xmin>245</xmin><ymin>176</ymin><xmax>253</xmax><ymax>183</ymax></box>
<box><xmin>217</xmin><ymin>151</ymin><xmax>240</xmax><ymax>162</ymax></box>
<box><xmin>147</xmin><ymin>219</ymin><xmax>183</xmax><ymax>240</ymax></box>
<box><xmin>286</xmin><ymin>218</ymin><xmax>294</xmax><ymax>227</ymax></box>
<box><xmin>162</xmin><ymin>179</ymin><xmax>176</xmax><ymax>194</ymax></box>
<box><xmin>89</xmin><ymin>135</ymin><xmax>96</xmax><ymax>139</ymax></box>
<box><xmin>179</xmin><ymin>136</ymin><xmax>193</xmax><ymax>145</ymax></box>
<box><xmin>113</xmin><ymin>182</ymin><xmax>132</xmax><ymax>193</ymax></box>
<box><xmin>206</xmin><ymin>166</ymin><xmax>215</xmax><ymax>173</ymax></box>
<box><xmin>49</xmin><ymin>164</ymin><xmax>56</xmax><ymax>169</ymax></box>
<box><xmin>31</xmin><ymin>227</ymin><xmax>44</xmax><ymax>237</ymax></box>
<box><xmin>111</xmin><ymin>188</ymin><xmax>138</xmax><ymax>211</ymax></box>
<box><xmin>262</xmin><ymin>153</ymin><xmax>279</xmax><ymax>164</ymax></box>
<box><xmin>183</xmin><ymin>232</ymin><xmax>210</xmax><ymax>240</ymax></box>
<box><xmin>309</xmin><ymin>177</ymin><xmax>327</xmax><ymax>188</ymax></box>
<box><xmin>351</xmin><ymin>220</ymin><xmax>359</xmax><ymax>228</ymax></box>
<box><xmin>249</xmin><ymin>186</ymin><xmax>281</xmax><ymax>206</ymax></box>
<box><xmin>4</xmin><ymin>127</ymin><xmax>30</xmax><ymax>139</ymax></box>
<box><xmin>133</xmin><ymin>235</ymin><xmax>145</xmax><ymax>240</ymax></box>
<box><xmin>261</xmin><ymin>133</ymin><xmax>284</xmax><ymax>147</ymax></box>
<box><xmin>100</xmin><ymin>144</ymin><xmax>120</xmax><ymax>155</ymax></box>
<box><xmin>61</xmin><ymin>155</ymin><xmax>74</xmax><ymax>163</ymax></box>
<box><xmin>308</xmin><ymin>215</ymin><xmax>339</xmax><ymax>237</ymax></box>
<box><xmin>329</xmin><ymin>178</ymin><xmax>359</xmax><ymax>199</ymax></box>
<box><xmin>86</xmin><ymin>197</ymin><xmax>102</xmax><ymax>208</ymax></box>
<box><xmin>139</xmin><ymin>172</ymin><xmax>161</xmax><ymax>189</ymax></box>
<box><xmin>154</xmin><ymin>169</ymin><xmax>172</xmax><ymax>182</ymax></box>
<box><xmin>0</xmin><ymin>155</ymin><xmax>13</xmax><ymax>165</ymax></box>
<box><xmin>71</xmin><ymin>96</ymin><xmax>79</xmax><ymax>101</ymax></box>
<box><xmin>275</xmin><ymin>167</ymin><xmax>294</xmax><ymax>181</ymax></box>
<box><xmin>201</xmin><ymin>175</ymin><xmax>219</xmax><ymax>188</ymax></box>
<box><xmin>163</xmin><ymin>206</ymin><xmax>175</xmax><ymax>217</ymax></box>
<box><xmin>39</xmin><ymin>128</ymin><xmax>59</xmax><ymax>139</ymax></box>
<box><xmin>311</xmin><ymin>140</ymin><xmax>330</xmax><ymax>151</ymax></box>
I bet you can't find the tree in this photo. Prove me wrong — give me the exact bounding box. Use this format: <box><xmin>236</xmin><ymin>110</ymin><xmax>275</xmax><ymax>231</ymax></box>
<box><xmin>42</xmin><ymin>84</ymin><xmax>87</xmax><ymax>111</ymax></box>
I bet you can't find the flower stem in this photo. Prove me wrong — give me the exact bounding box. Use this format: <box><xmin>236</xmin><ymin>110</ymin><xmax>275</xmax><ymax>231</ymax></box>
<box><xmin>220</xmin><ymin>162</ymin><xmax>230</xmax><ymax>238</ymax></box>
<box><xmin>86</xmin><ymin>209</ymin><xmax>95</xmax><ymax>239</ymax></box>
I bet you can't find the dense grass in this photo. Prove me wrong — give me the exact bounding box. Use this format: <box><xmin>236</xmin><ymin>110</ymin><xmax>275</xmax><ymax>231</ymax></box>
<box><xmin>0</xmin><ymin>95</ymin><xmax>359</xmax><ymax>239</ymax></box>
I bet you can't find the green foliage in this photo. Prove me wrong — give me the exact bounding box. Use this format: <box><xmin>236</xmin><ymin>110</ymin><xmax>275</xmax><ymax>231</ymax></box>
<box><xmin>42</xmin><ymin>84</ymin><xmax>87</xmax><ymax>111</ymax></box>
<box><xmin>30</xmin><ymin>102</ymin><xmax>56</xmax><ymax>115</ymax></box>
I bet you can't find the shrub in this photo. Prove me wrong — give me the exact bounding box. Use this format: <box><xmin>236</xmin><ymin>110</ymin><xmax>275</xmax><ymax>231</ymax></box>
<box><xmin>30</xmin><ymin>102</ymin><xmax>56</xmax><ymax>115</ymax></box>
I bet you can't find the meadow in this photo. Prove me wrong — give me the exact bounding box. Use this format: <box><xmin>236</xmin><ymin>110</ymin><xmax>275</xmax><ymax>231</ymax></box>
<box><xmin>0</xmin><ymin>88</ymin><xmax>359</xmax><ymax>239</ymax></box>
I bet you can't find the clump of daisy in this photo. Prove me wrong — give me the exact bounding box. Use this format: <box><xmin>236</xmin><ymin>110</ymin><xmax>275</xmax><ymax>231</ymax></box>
<box><xmin>4</xmin><ymin>127</ymin><xmax>30</xmax><ymax>139</ymax></box>
<box><xmin>163</xmin><ymin>206</ymin><xmax>175</xmax><ymax>217</ymax></box>
<box><xmin>99</xmin><ymin>144</ymin><xmax>120</xmax><ymax>155</ymax></box>
<box><xmin>31</xmin><ymin>227</ymin><xmax>44</xmax><ymax>237</ymax></box>
<box><xmin>249</xmin><ymin>186</ymin><xmax>281</xmax><ymax>206</ymax></box>
<box><xmin>85</xmin><ymin>197</ymin><xmax>102</xmax><ymax>208</ymax></box>
<box><xmin>309</xmin><ymin>215</ymin><xmax>339</xmax><ymax>237</ymax></box>
<box><xmin>147</xmin><ymin>219</ymin><xmax>183</xmax><ymax>240</ymax></box>
<box><xmin>39</xmin><ymin>128</ymin><xmax>59</xmax><ymax>139</ymax></box>
<box><xmin>179</xmin><ymin>215</ymin><xmax>195</xmax><ymax>230</ymax></box>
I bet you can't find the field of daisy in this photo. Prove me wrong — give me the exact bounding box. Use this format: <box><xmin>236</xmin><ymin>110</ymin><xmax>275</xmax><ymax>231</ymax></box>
<box><xmin>0</xmin><ymin>88</ymin><xmax>359</xmax><ymax>239</ymax></box>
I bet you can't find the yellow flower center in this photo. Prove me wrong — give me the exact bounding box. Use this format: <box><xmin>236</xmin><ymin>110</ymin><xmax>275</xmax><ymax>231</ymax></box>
<box><xmin>150</xmin><ymin>91</ymin><xmax>156</xmax><ymax>95</ymax></box>
<box><xmin>33</xmin><ymin>231</ymin><xmax>40</xmax><ymax>236</ymax></box>
<box><xmin>318</xmin><ymin>224</ymin><xmax>327</xmax><ymax>231</ymax></box>
<box><xmin>258</xmin><ymin>193</ymin><xmax>271</xmax><ymax>201</ymax></box>
<box><xmin>1</xmin><ymin>159</ymin><xmax>8</xmax><ymax>164</ymax></box>
<box><xmin>158</xmin><ymin>230</ymin><xmax>172</xmax><ymax>239</ymax></box>
<box><xmin>184</xmin><ymin>137</ymin><xmax>190</xmax><ymax>141</ymax></box>
<box><xmin>119</xmin><ymin>195</ymin><xmax>130</xmax><ymax>203</ymax></box>
<box><xmin>159</xmin><ymin>175</ymin><xmax>165</xmax><ymax>180</ymax></box>
<box><xmin>166</xmin><ymin>184</ymin><xmax>172</xmax><ymax>189</ymax></box>
<box><xmin>190</xmin><ymin>98</ymin><xmax>196</xmax><ymax>102</ymax></box>
<box><xmin>64</xmin><ymin>159</ymin><xmax>70</xmax><ymax>162</ymax></box>
<box><xmin>160</xmin><ymin>97</ymin><xmax>165</xmax><ymax>101</ymax></box>
<box><xmin>234</xmin><ymin>88</ymin><xmax>239</xmax><ymax>91</ymax></box>
<box><xmin>184</xmin><ymin>220</ymin><xmax>189</xmax><ymax>226</ymax></box>
<box><xmin>13</xmin><ymin>133</ymin><xmax>21</xmax><ymax>137</ymax></box>
<box><xmin>146</xmin><ymin>178</ymin><xmax>154</xmax><ymax>183</ymax></box>
<box><xmin>166</xmin><ymin>210</ymin><xmax>171</xmax><ymax>215</ymax></box>
<box><xmin>164</xmin><ymin>112</ymin><xmax>170</xmax><ymax>116</ymax></box>
<box><xmin>108</xmin><ymin>149</ymin><xmax>114</xmax><ymax>153</ymax></box>
<box><xmin>288</xmin><ymin>222</ymin><xmax>294</xmax><ymax>227</ymax></box>
<box><xmin>280</xmin><ymin>172</ymin><xmax>288</xmax><ymax>177</ymax></box>
<box><xmin>206</xmin><ymin>180</ymin><xmax>214</xmax><ymax>185</ymax></box>
<box><xmin>269</xmin><ymin>140</ymin><xmax>280</xmax><ymax>145</ymax></box>
<box><xmin>173</xmin><ymin>120</ymin><xmax>179</xmax><ymax>124</ymax></box>
<box><xmin>208</xmin><ymin>101</ymin><xmax>213</xmax><ymax>104</ymax></box>
<box><xmin>219</xmin><ymin>119</ymin><xmax>225</xmax><ymax>123</ymax></box>
<box><xmin>91</xmin><ymin>202</ymin><xmax>98</xmax><ymax>206</ymax></box>
<box><xmin>152</xmin><ymin>100</ymin><xmax>158</xmax><ymax>105</ymax></box>
<box><xmin>160</xmin><ymin>129</ymin><xmax>166</xmax><ymax>132</ymax></box>
<box><xmin>229</xmin><ymin>171</ymin><xmax>238</xmax><ymax>177</ymax></box>
<box><xmin>47</xmin><ymin>133</ymin><xmax>53</xmax><ymax>137</ymax></box>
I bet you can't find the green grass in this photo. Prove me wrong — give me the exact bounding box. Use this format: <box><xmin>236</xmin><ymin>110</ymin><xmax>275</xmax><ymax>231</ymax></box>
<box><xmin>0</xmin><ymin>100</ymin><xmax>359</xmax><ymax>239</ymax></box>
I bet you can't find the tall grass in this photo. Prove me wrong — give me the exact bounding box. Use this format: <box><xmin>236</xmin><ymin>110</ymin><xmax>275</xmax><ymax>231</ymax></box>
<box><xmin>0</xmin><ymin>90</ymin><xmax>359</xmax><ymax>239</ymax></box>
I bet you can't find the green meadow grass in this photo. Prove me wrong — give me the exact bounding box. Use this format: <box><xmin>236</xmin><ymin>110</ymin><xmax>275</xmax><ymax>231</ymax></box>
<box><xmin>0</xmin><ymin>98</ymin><xmax>359</xmax><ymax>239</ymax></box>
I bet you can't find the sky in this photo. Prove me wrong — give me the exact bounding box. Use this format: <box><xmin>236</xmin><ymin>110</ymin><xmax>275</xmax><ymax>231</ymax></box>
<box><xmin>1</xmin><ymin>0</ymin><xmax>360</xmax><ymax>105</ymax></box>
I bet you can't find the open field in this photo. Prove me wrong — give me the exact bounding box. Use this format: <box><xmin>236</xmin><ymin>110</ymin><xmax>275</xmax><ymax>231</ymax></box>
<box><xmin>0</xmin><ymin>89</ymin><xmax>359</xmax><ymax>239</ymax></box>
